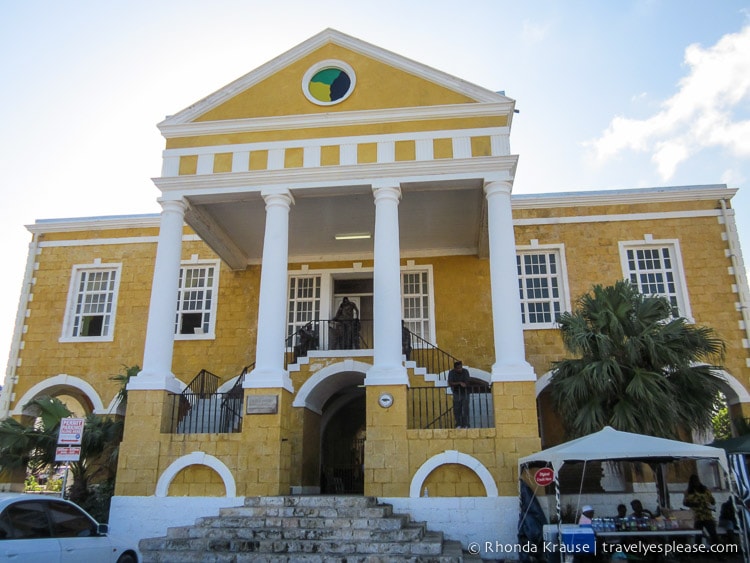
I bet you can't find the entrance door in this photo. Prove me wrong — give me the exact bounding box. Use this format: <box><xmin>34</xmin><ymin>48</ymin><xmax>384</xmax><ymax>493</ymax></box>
<box><xmin>320</xmin><ymin>390</ymin><xmax>365</xmax><ymax>494</ymax></box>
<box><xmin>332</xmin><ymin>277</ymin><xmax>374</xmax><ymax>349</ymax></box>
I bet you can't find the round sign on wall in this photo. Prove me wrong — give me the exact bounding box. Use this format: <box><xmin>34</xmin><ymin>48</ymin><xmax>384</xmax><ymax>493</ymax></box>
<box><xmin>534</xmin><ymin>467</ymin><xmax>555</xmax><ymax>487</ymax></box>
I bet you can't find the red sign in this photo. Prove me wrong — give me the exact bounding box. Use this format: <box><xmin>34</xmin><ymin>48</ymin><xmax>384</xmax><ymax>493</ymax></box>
<box><xmin>55</xmin><ymin>446</ymin><xmax>81</xmax><ymax>462</ymax></box>
<box><xmin>534</xmin><ymin>467</ymin><xmax>555</xmax><ymax>487</ymax></box>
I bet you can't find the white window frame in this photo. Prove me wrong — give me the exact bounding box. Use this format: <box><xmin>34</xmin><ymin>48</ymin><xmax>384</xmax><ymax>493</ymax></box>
<box><xmin>174</xmin><ymin>259</ymin><xmax>220</xmax><ymax>340</ymax></box>
<box><xmin>60</xmin><ymin>262</ymin><xmax>122</xmax><ymax>342</ymax></box>
<box><xmin>285</xmin><ymin>264</ymin><xmax>437</xmax><ymax>348</ymax></box>
<box><xmin>287</xmin><ymin>274</ymin><xmax>322</xmax><ymax>340</ymax></box>
<box><xmin>401</xmin><ymin>265</ymin><xmax>436</xmax><ymax>344</ymax></box>
<box><xmin>516</xmin><ymin>244</ymin><xmax>570</xmax><ymax>330</ymax></box>
<box><xmin>619</xmin><ymin>238</ymin><xmax>693</xmax><ymax>321</ymax></box>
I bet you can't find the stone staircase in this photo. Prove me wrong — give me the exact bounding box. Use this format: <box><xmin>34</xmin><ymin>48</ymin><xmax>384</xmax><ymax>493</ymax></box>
<box><xmin>139</xmin><ymin>495</ymin><xmax>478</xmax><ymax>562</ymax></box>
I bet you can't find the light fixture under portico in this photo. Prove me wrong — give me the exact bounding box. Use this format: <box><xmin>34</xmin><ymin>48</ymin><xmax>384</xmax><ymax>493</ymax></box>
<box><xmin>334</xmin><ymin>233</ymin><xmax>371</xmax><ymax>240</ymax></box>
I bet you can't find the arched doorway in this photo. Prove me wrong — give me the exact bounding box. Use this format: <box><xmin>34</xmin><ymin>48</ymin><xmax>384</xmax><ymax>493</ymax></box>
<box><xmin>320</xmin><ymin>387</ymin><xmax>365</xmax><ymax>494</ymax></box>
<box><xmin>293</xmin><ymin>361</ymin><xmax>369</xmax><ymax>495</ymax></box>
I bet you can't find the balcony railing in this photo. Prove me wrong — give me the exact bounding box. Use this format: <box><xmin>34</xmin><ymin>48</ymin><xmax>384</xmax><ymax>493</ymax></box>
<box><xmin>285</xmin><ymin>319</ymin><xmax>373</xmax><ymax>366</ymax></box>
<box><xmin>408</xmin><ymin>385</ymin><xmax>494</xmax><ymax>429</ymax></box>
<box><xmin>163</xmin><ymin>368</ymin><xmax>243</xmax><ymax>434</ymax></box>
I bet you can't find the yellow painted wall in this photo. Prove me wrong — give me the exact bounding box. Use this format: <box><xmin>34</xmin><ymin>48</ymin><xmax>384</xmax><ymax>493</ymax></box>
<box><xmin>422</xmin><ymin>463</ymin><xmax>486</xmax><ymax>497</ymax></box>
<box><xmin>195</xmin><ymin>43</ymin><xmax>480</xmax><ymax>122</ymax></box>
<box><xmin>12</xmin><ymin>194</ymin><xmax>749</xmax><ymax>500</ymax></box>
<box><xmin>168</xmin><ymin>465</ymin><xmax>227</xmax><ymax>496</ymax></box>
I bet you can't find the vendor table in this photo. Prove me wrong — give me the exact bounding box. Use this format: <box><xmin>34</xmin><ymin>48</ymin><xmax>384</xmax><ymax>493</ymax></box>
<box><xmin>596</xmin><ymin>530</ymin><xmax>703</xmax><ymax>539</ymax></box>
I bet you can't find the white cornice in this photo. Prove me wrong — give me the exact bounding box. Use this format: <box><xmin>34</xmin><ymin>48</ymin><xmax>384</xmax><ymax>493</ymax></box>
<box><xmin>159</xmin><ymin>28</ymin><xmax>512</xmax><ymax>127</ymax></box>
<box><xmin>158</xmin><ymin>103</ymin><xmax>513</xmax><ymax>139</ymax></box>
<box><xmin>26</xmin><ymin>214</ymin><xmax>161</xmax><ymax>234</ymax></box>
<box><xmin>511</xmin><ymin>184</ymin><xmax>736</xmax><ymax>209</ymax></box>
<box><xmin>152</xmin><ymin>156</ymin><xmax>518</xmax><ymax>196</ymax></box>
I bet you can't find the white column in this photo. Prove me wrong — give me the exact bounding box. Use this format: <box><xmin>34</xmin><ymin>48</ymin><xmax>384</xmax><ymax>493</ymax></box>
<box><xmin>485</xmin><ymin>181</ymin><xmax>535</xmax><ymax>381</ymax></box>
<box><xmin>247</xmin><ymin>189</ymin><xmax>294</xmax><ymax>392</ymax></box>
<box><xmin>365</xmin><ymin>184</ymin><xmax>409</xmax><ymax>386</ymax></box>
<box><xmin>131</xmin><ymin>199</ymin><xmax>185</xmax><ymax>392</ymax></box>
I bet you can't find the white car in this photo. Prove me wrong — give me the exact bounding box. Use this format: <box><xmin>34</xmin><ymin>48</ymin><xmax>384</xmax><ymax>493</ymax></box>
<box><xmin>0</xmin><ymin>494</ymin><xmax>139</xmax><ymax>563</ymax></box>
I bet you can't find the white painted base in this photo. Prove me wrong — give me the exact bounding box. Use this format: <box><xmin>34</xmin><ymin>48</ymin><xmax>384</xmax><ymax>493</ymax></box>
<box><xmin>109</xmin><ymin>494</ymin><xmax>522</xmax><ymax>560</ymax></box>
<box><xmin>109</xmin><ymin>495</ymin><xmax>242</xmax><ymax>555</ymax></box>
<box><xmin>382</xmin><ymin>496</ymin><xmax>520</xmax><ymax>561</ymax></box>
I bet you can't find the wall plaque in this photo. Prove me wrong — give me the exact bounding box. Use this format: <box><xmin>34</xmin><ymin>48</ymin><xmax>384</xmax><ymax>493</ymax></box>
<box><xmin>246</xmin><ymin>395</ymin><xmax>278</xmax><ymax>414</ymax></box>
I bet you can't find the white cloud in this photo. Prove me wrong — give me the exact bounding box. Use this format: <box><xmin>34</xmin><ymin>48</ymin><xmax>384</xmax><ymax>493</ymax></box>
<box><xmin>521</xmin><ymin>19</ymin><xmax>551</xmax><ymax>44</ymax></box>
<box><xmin>589</xmin><ymin>24</ymin><xmax>750</xmax><ymax>179</ymax></box>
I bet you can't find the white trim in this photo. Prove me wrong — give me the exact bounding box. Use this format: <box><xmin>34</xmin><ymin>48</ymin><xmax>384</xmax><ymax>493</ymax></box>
<box><xmin>511</xmin><ymin>184</ymin><xmax>735</xmax><ymax>208</ymax></box>
<box><xmin>160</xmin><ymin>127</ymin><xmax>509</xmax><ymax>158</ymax></box>
<box><xmin>516</xmin><ymin>244</ymin><xmax>570</xmax><ymax>330</ymax></box>
<box><xmin>0</xmin><ymin>235</ymin><xmax>40</xmax><ymax>419</ymax></box>
<box><xmin>11</xmin><ymin>374</ymin><xmax>107</xmax><ymax>416</ymax></box>
<box><xmin>292</xmin><ymin>359</ymin><xmax>372</xmax><ymax>413</ymax></box>
<box><xmin>153</xmin><ymin>156</ymin><xmax>517</xmax><ymax>195</ymax></box>
<box><xmin>59</xmin><ymin>262</ymin><xmax>122</xmax><ymax>343</ymax></box>
<box><xmin>27</xmin><ymin>214</ymin><xmax>161</xmax><ymax>234</ymax></box>
<box><xmin>409</xmin><ymin>450</ymin><xmax>498</xmax><ymax>498</ymax></box>
<box><xmin>302</xmin><ymin>59</ymin><xmax>356</xmax><ymax>106</ymax></box>
<box><xmin>618</xmin><ymin>237</ymin><xmax>693</xmax><ymax>322</ymax></box>
<box><xmin>174</xmin><ymin>259</ymin><xmax>221</xmax><ymax>340</ymax></box>
<box><xmin>159</xmin><ymin>103</ymin><xmax>513</xmax><ymax>138</ymax></box>
<box><xmin>36</xmin><ymin>234</ymin><xmax>200</xmax><ymax>248</ymax></box>
<box><xmin>155</xmin><ymin>452</ymin><xmax>236</xmax><ymax>497</ymax></box>
<box><xmin>514</xmin><ymin>209</ymin><xmax>722</xmax><ymax>226</ymax></box>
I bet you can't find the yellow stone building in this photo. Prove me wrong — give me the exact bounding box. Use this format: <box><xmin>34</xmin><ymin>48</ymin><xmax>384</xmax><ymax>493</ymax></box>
<box><xmin>2</xmin><ymin>29</ymin><xmax>749</xmax><ymax>555</ymax></box>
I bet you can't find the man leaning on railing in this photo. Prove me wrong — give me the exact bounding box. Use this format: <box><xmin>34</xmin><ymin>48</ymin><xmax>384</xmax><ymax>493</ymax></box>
<box><xmin>448</xmin><ymin>360</ymin><xmax>471</xmax><ymax>429</ymax></box>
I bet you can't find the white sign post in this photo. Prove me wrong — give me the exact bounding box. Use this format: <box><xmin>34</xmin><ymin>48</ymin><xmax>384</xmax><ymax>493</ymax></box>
<box><xmin>56</xmin><ymin>418</ymin><xmax>84</xmax><ymax>499</ymax></box>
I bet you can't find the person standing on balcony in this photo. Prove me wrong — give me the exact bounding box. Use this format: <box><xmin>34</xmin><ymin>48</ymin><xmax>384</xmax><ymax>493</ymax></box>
<box><xmin>401</xmin><ymin>320</ymin><xmax>412</xmax><ymax>361</ymax></box>
<box><xmin>333</xmin><ymin>297</ymin><xmax>359</xmax><ymax>349</ymax></box>
<box><xmin>448</xmin><ymin>360</ymin><xmax>471</xmax><ymax>428</ymax></box>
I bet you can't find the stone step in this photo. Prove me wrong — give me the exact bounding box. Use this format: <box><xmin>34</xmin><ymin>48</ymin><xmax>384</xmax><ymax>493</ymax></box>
<box><xmin>194</xmin><ymin>514</ymin><xmax>411</xmax><ymax>531</ymax></box>
<box><xmin>139</xmin><ymin>496</ymin><xmax>464</xmax><ymax>563</ymax></box>
<box><xmin>242</xmin><ymin>495</ymin><xmax>379</xmax><ymax>508</ymax></box>
<box><xmin>141</xmin><ymin>552</ymin><xmax>464</xmax><ymax>563</ymax></box>
<box><xmin>142</xmin><ymin>530</ymin><xmax>444</xmax><ymax>556</ymax></box>
<box><xmin>218</xmin><ymin>504</ymin><xmax>394</xmax><ymax>519</ymax></box>
<box><xmin>165</xmin><ymin>521</ymin><xmax>427</xmax><ymax>542</ymax></box>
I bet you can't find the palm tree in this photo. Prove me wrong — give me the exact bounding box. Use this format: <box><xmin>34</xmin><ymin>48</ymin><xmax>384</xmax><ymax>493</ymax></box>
<box><xmin>0</xmin><ymin>395</ymin><xmax>123</xmax><ymax>520</ymax></box>
<box><xmin>550</xmin><ymin>280</ymin><xmax>725</xmax><ymax>440</ymax></box>
<box><xmin>0</xmin><ymin>395</ymin><xmax>71</xmax><ymax>480</ymax></box>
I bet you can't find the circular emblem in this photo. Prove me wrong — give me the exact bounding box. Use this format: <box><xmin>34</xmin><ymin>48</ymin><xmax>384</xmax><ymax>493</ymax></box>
<box><xmin>302</xmin><ymin>60</ymin><xmax>356</xmax><ymax>106</ymax></box>
<box><xmin>534</xmin><ymin>467</ymin><xmax>555</xmax><ymax>487</ymax></box>
<box><xmin>378</xmin><ymin>393</ymin><xmax>394</xmax><ymax>409</ymax></box>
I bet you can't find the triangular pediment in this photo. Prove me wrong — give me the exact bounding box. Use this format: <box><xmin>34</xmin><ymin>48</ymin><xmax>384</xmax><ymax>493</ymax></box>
<box><xmin>160</xmin><ymin>29</ymin><xmax>512</xmax><ymax>127</ymax></box>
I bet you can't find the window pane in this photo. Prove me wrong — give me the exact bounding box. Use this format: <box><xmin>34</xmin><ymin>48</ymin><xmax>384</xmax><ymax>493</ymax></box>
<box><xmin>71</xmin><ymin>268</ymin><xmax>117</xmax><ymax>338</ymax></box>
<box><xmin>176</xmin><ymin>265</ymin><xmax>217</xmax><ymax>335</ymax></box>
<box><xmin>625</xmin><ymin>244</ymin><xmax>681</xmax><ymax>316</ymax></box>
<box><xmin>4</xmin><ymin>501</ymin><xmax>52</xmax><ymax>539</ymax></box>
<box><xmin>517</xmin><ymin>251</ymin><xmax>563</xmax><ymax>327</ymax></box>
<box><xmin>48</xmin><ymin>501</ymin><xmax>96</xmax><ymax>538</ymax></box>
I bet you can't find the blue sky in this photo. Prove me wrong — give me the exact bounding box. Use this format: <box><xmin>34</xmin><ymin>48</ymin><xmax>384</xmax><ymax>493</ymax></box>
<box><xmin>1</xmin><ymin>0</ymin><xmax>749</xmax><ymax>378</ymax></box>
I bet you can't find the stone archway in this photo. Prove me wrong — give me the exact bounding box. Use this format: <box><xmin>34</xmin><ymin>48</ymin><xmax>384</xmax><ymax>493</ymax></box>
<box><xmin>292</xmin><ymin>360</ymin><xmax>370</xmax><ymax>494</ymax></box>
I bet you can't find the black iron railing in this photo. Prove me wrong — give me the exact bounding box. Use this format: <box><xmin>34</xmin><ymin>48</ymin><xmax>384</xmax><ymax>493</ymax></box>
<box><xmin>406</xmin><ymin>330</ymin><xmax>461</xmax><ymax>382</ymax></box>
<box><xmin>164</xmin><ymin>368</ymin><xmax>244</xmax><ymax>434</ymax></box>
<box><xmin>408</xmin><ymin>385</ymin><xmax>494</xmax><ymax>429</ymax></box>
<box><xmin>285</xmin><ymin>319</ymin><xmax>373</xmax><ymax>365</ymax></box>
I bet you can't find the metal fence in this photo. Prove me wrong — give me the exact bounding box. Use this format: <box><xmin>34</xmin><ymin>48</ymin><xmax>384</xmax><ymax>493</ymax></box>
<box><xmin>163</xmin><ymin>391</ymin><xmax>243</xmax><ymax>434</ymax></box>
<box><xmin>407</xmin><ymin>386</ymin><xmax>494</xmax><ymax>429</ymax></box>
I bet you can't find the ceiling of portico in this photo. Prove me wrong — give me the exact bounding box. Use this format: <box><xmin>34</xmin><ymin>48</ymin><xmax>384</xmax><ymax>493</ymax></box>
<box><xmin>182</xmin><ymin>178</ymin><xmax>488</xmax><ymax>270</ymax></box>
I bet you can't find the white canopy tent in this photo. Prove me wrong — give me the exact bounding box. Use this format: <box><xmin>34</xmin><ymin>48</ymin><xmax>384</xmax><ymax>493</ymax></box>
<box><xmin>518</xmin><ymin>427</ymin><xmax>745</xmax><ymax>561</ymax></box>
<box><xmin>520</xmin><ymin>426</ymin><xmax>730</xmax><ymax>474</ymax></box>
